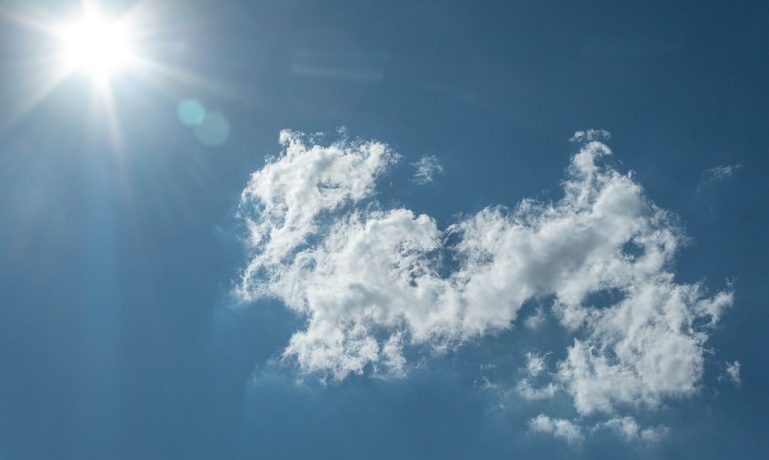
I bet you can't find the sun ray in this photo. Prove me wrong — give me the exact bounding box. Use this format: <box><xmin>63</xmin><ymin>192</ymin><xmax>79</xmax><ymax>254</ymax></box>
<box><xmin>0</xmin><ymin>4</ymin><xmax>60</xmax><ymax>36</ymax></box>
<box><xmin>0</xmin><ymin>60</ymin><xmax>72</xmax><ymax>134</ymax></box>
<box><xmin>96</xmin><ymin>79</ymin><xmax>126</xmax><ymax>155</ymax></box>
<box><xmin>136</xmin><ymin>57</ymin><xmax>251</xmax><ymax>102</ymax></box>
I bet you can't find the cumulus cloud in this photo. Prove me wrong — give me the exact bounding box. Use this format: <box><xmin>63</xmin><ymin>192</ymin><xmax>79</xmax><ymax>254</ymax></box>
<box><xmin>411</xmin><ymin>154</ymin><xmax>443</xmax><ymax>184</ymax></box>
<box><xmin>556</xmin><ymin>285</ymin><xmax>733</xmax><ymax>415</ymax></box>
<box><xmin>237</xmin><ymin>130</ymin><xmax>733</xmax><ymax>432</ymax></box>
<box><xmin>236</xmin><ymin>129</ymin><xmax>398</xmax><ymax>304</ymax></box>
<box><xmin>528</xmin><ymin>415</ymin><xmax>584</xmax><ymax>443</ymax></box>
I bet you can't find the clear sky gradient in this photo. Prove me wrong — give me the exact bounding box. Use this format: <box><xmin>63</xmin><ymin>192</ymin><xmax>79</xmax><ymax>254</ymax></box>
<box><xmin>0</xmin><ymin>0</ymin><xmax>767</xmax><ymax>459</ymax></box>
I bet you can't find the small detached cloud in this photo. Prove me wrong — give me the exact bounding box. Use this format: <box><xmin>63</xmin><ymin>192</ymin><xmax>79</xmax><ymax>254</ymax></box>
<box><xmin>570</xmin><ymin>129</ymin><xmax>611</xmax><ymax>143</ymax></box>
<box><xmin>593</xmin><ymin>417</ymin><xmax>669</xmax><ymax>443</ymax></box>
<box><xmin>517</xmin><ymin>379</ymin><xmax>559</xmax><ymax>401</ymax></box>
<box><xmin>411</xmin><ymin>154</ymin><xmax>444</xmax><ymax>185</ymax></box>
<box><xmin>726</xmin><ymin>360</ymin><xmax>741</xmax><ymax>386</ymax></box>
<box><xmin>525</xmin><ymin>352</ymin><xmax>547</xmax><ymax>377</ymax></box>
<box><xmin>530</xmin><ymin>415</ymin><xmax>669</xmax><ymax>444</ymax></box>
<box><xmin>529</xmin><ymin>415</ymin><xmax>584</xmax><ymax>443</ymax></box>
<box><xmin>523</xmin><ymin>307</ymin><xmax>546</xmax><ymax>329</ymax></box>
<box><xmin>516</xmin><ymin>352</ymin><xmax>559</xmax><ymax>400</ymax></box>
<box><xmin>702</xmin><ymin>163</ymin><xmax>742</xmax><ymax>183</ymax></box>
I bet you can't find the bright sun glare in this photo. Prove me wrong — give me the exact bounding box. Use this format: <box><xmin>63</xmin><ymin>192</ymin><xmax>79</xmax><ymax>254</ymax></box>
<box><xmin>3</xmin><ymin>1</ymin><xmax>227</xmax><ymax>150</ymax></box>
<box><xmin>57</xmin><ymin>13</ymin><xmax>137</xmax><ymax>79</ymax></box>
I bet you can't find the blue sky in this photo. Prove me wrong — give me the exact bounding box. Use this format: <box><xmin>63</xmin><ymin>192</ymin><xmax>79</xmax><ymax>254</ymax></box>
<box><xmin>0</xmin><ymin>0</ymin><xmax>767</xmax><ymax>458</ymax></box>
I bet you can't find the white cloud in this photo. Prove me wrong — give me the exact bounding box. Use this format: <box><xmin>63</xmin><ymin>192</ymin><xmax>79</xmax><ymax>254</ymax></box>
<box><xmin>594</xmin><ymin>416</ymin><xmax>669</xmax><ymax>443</ymax></box>
<box><xmin>523</xmin><ymin>307</ymin><xmax>546</xmax><ymax>330</ymax></box>
<box><xmin>411</xmin><ymin>154</ymin><xmax>444</xmax><ymax>184</ymax></box>
<box><xmin>236</xmin><ymin>130</ymin><xmax>733</xmax><ymax>428</ymax></box>
<box><xmin>525</xmin><ymin>352</ymin><xmax>547</xmax><ymax>377</ymax></box>
<box><xmin>515</xmin><ymin>352</ymin><xmax>559</xmax><ymax>400</ymax></box>
<box><xmin>639</xmin><ymin>425</ymin><xmax>670</xmax><ymax>443</ymax></box>
<box><xmin>516</xmin><ymin>379</ymin><xmax>559</xmax><ymax>400</ymax></box>
<box><xmin>529</xmin><ymin>414</ymin><xmax>669</xmax><ymax>444</ymax></box>
<box><xmin>726</xmin><ymin>360</ymin><xmax>741</xmax><ymax>386</ymax></box>
<box><xmin>570</xmin><ymin>129</ymin><xmax>611</xmax><ymax>143</ymax></box>
<box><xmin>555</xmin><ymin>281</ymin><xmax>733</xmax><ymax>415</ymax></box>
<box><xmin>528</xmin><ymin>414</ymin><xmax>584</xmax><ymax>443</ymax></box>
<box><xmin>702</xmin><ymin>164</ymin><xmax>742</xmax><ymax>183</ymax></box>
<box><xmin>236</xmin><ymin>129</ymin><xmax>398</xmax><ymax>304</ymax></box>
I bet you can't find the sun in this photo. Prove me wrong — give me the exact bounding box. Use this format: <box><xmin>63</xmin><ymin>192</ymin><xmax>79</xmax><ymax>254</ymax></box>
<box><xmin>56</xmin><ymin>12</ymin><xmax>138</xmax><ymax>80</ymax></box>
<box><xmin>1</xmin><ymin>0</ymin><xmax>236</xmax><ymax>150</ymax></box>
